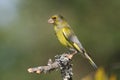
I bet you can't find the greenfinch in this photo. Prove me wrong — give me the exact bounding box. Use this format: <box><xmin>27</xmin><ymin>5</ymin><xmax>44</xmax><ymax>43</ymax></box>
<box><xmin>48</xmin><ymin>14</ymin><xmax>97</xmax><ymax>69</ymax></box>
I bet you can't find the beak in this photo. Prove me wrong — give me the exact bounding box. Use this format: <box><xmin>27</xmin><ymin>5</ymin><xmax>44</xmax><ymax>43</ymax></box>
<box><xmin>48</xmin><ymin>18</ymin><xmax>54</xmax><ymax>24</ymax></box>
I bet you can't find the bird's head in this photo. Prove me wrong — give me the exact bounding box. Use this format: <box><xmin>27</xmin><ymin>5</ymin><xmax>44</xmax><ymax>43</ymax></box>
<box><xmin>48</xmin><ymin>14</ymin><xmax>65</xmax><ymax>25</ymax></box>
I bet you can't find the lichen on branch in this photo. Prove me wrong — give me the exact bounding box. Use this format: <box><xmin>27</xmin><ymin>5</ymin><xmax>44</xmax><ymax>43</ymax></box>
<box><xmin>27</xmin><ymin>52</ymin><xmax>76</xmax><ymax>80</ymax></box>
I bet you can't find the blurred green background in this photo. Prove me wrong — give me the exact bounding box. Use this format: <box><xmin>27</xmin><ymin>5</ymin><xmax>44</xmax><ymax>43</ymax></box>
<box><xmin>0</xmin><ymin>0</ymin><xmax>120</xmax><ymax>80</ymax></box>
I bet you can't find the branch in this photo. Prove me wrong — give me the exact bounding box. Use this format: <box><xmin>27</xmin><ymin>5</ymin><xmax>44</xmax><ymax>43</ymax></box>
<box><xmin>27</xmin><ymin>52</ymin><xmax>76</xmax><ymax>80</ymax></box>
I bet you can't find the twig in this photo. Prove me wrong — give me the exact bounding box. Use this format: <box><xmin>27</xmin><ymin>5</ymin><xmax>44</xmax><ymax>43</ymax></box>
<box><xmin>28</xmin><ymin>52</ymin><xmax>76</xmax><ymax>80</ymax></box>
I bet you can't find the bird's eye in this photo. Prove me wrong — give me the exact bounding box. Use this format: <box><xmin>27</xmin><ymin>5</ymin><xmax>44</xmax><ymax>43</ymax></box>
<box><xmin>52</xmin><ymin>17</ymin><xmax>56</xmax><ymax>20</ymax></box>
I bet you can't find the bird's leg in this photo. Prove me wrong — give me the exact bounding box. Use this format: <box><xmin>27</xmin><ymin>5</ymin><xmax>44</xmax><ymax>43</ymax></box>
<box><xmin>69</xmin><ymin>48</ymin><xmax>77</xmax><ymax>54</ymax></box>
<box><xmin>67</xmin><ymin>50</ymin><xmax>77</xmax><ymax>59</ymax></box>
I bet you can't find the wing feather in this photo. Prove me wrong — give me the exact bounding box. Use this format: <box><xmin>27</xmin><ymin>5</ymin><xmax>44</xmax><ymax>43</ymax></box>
<box><xmin>62</xmin><ymin>27</ymin><xmax>84</xmax><ymax>53</ymax></box>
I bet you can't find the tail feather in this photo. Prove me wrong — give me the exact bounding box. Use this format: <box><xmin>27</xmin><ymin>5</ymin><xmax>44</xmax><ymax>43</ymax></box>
<box><xmin>84</xmin><ymin>52</ymin><xmax>98</xmax><ymax>70</ymax></box>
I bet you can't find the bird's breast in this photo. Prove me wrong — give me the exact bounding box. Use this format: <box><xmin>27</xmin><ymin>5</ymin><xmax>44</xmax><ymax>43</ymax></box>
<box><xmin>56</xmin><ymin>29</ymin><xmax>68</xmax><ymax>46</ymax></box>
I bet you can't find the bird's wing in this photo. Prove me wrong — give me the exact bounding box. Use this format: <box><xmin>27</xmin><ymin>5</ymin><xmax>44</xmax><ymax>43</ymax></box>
<box><xmin>62</xmin><ymin>27</ymin><xmax>98</xmax><ymax>69</ymax></box>
<box><xmin>62</xmin><ymin>27</ymin><xmax>84</xmax><ymax>53</ymax></box>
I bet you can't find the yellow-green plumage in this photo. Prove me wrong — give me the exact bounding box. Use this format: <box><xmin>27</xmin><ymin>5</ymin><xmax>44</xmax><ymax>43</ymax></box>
<box><xmin>48</xmin><ymin>14</ymin><xmax>98</xmax><ymax>69</ymax></box>
<box><xmin>54</xmin><ymin>27</ymin><xmax>73</xmax><ymax>48</ymax></box>
<box><xmin>55</xmin><ymin>26</ymin><xmax>82</xmax><ymax>52</ymax></box>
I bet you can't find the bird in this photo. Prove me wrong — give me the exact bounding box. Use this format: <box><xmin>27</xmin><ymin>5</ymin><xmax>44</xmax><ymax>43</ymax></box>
<box><xmin>48</xmin><ymin>14</ymin><xmax>98</xmax><ymax>69</ymax></box>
